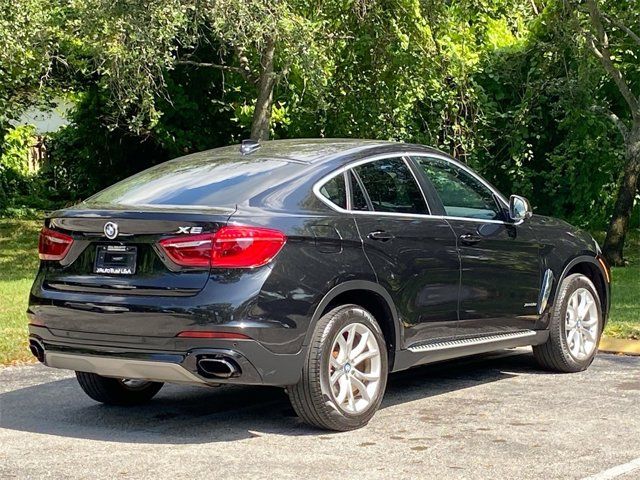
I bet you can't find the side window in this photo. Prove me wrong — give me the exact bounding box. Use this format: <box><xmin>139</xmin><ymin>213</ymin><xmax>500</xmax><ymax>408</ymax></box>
<box><xmin>413</xmin><ymin>157</ymin><xmax>502</xmax><ymax>220</ymax></box>
<box><xmin>319</xmin><ymin>173</ymin><xmax>346</xmax><ymax>209</ymax></box>
<box><xmin>353</xmin><ymin>157</ymin><xmax>428</xmax><ymax>214</ymax></box>
<box><xmin>348</xmin><ymin>171</ymin><xmax>370</xmax><ymax>211</ymax></box>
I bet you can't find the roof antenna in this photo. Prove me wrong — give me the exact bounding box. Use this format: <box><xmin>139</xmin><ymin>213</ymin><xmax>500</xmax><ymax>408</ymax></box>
<box><xmin>240</xmin><ymin>139</ymin><xmax>261</xmax><ymax>155</ymax></box>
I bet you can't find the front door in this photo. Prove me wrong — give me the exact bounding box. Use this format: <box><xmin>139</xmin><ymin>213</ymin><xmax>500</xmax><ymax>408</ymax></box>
<box><xmin>348</xmin><ymin>157</ymin><xmax>460</xmax><ymax>347</ymax></box>
<box><xmin>410</xmin><ymin>155</ymin><xmax>541</xmax><ymax>336</ymax></box>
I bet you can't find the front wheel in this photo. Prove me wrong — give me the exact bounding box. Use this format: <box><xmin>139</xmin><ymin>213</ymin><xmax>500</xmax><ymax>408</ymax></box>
<box><xmin>76</xmin><ymin>372</ymin><xmax>163</xmax><ymax>405</ymax></box>
<box><xmin>533</xmin><ymin>273</ymin><xmax>603</xmax><ymax>372</ymax></box>
<box><xmin>288</xmin><ymin>304</ymin><xmax>388</xmax><ymax>431</ymax></box>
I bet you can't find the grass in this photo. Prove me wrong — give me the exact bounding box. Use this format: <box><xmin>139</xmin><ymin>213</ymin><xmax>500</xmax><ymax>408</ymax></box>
<box><xmin>0</xmin><ymin>219</ymin><xmax>637</xmax><ymax>365</ymax></box>
<box><xmin>0</xmin><ymin>218</ymin><xmax>41</xmax><ymax>364</ymax></box>
<box><xmin>600</xmin><ymin>230</ymin><xmax>640</xmax><ymax>340</ymax></box>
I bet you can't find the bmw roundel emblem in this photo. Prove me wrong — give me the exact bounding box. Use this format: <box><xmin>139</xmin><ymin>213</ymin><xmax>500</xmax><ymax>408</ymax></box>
<box><xmin>104</xmin><ymin>222</ymin><xmax>119</xmax><ymax>240</ymax></box>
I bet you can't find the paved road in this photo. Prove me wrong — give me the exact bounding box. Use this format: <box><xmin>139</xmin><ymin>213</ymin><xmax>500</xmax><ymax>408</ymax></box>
<box><xmin>1</xmin><ymin>350</ymin><xmax>639</xmax><ymax>480</ymax></box>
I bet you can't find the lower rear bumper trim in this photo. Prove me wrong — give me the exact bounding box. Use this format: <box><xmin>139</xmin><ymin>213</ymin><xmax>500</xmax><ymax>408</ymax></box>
<box><xmin>29</xmin><ymin>325</ymin><xmax>305</xmax><ymax>386</ymax></box>
<box><xmin>46</xmin><ymin>352</ymin><xmax>208</xmax><ymax>385</ymax></box>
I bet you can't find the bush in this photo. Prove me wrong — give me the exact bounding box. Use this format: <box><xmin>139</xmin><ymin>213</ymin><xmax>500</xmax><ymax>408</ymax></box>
<box><xmin>0</xmin><ymin>125</ymin><xmax>63</xmax><ymax>216</ymax></box>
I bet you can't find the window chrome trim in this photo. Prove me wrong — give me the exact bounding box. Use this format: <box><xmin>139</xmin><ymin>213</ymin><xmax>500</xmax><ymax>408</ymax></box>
<box><xmin>349</xmin><ymin>169</ymin><xmax>374</xmax><ymax>212</ymax></box>
<box><xmin>411</xmin><ymin>152</ymin><xmax>510</xmax><ymax>208</ymax></box>
<box><xmin>402</xmin><ymin>156</ymin><xmax>432</xmax><ymax>215</ymax></box>
<box><xmin>316</xmin><ymin>171</ymin><xmax>349</xmax><ymax>212</ymax></box>
<box><xmin>312</xmin><ymin>150</ymin><xmax>511</xmax><ymax>224</ymax></box>
<box><xmin>343</xmin><ymin>171</ymin><xmax>352</xmax><ymax>211</ymax></box>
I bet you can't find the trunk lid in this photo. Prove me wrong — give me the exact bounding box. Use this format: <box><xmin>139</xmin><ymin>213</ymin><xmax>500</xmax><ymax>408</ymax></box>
<box><xmin>42</xmin><ymin>207</ymin><xmax>234</xmax><ymax>296</ymax></box>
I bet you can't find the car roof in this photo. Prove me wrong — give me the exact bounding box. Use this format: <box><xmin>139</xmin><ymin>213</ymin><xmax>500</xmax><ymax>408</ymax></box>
<box><xmin>209</xmin><ymin>138</ymin><xmax>442</xmax><ymax>164</ymax></box>
<box><xmin>78</xmin><ymin>138</ymin><xmax>450</xmax><ymax>213</ymax></box>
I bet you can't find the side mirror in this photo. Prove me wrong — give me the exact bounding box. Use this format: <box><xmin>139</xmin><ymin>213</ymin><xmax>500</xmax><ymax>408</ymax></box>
<box><xmin>509</xmin><ymin>195</ymin><xmax>532</xmax><ymax>222</ymax></box>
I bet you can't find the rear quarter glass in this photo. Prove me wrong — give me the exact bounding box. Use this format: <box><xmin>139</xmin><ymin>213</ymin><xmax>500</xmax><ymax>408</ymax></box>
<box><xmin>84</xmin><ymin>153</ymin><xmax>303</xmax><ymax>208</ymax></box>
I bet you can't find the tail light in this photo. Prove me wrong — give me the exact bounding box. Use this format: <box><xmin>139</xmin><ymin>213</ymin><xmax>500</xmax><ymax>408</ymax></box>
<box><xmin>159</xmin><ymin>226</ymin><xmax>286</xmax><ymax>269</ymax></box>
<box><xmin>38</xmin><ymin>227</ymin><xmax>73</xmax><ymax>261</ymax></box>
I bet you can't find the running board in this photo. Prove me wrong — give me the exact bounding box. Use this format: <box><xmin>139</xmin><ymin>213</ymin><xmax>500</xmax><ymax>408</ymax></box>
<box><xmin>407</xmin><ymin>330</ymin><xmax>538</xmax><ymax>353</ymax></box>
<box><xmin>392</xmin><ymin>330</ymin><xmax>548</xmax><ymax>373</ymax></box>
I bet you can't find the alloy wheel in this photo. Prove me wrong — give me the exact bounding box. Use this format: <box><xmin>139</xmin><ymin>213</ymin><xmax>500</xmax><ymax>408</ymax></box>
<box><xmin>328</xmin><ymin>323</ymin><xmax>382</xmax><ymax>414</ymax></box>
<box><xmin>565</xmin><ymin>288</ymin><xmax>599</xmax><ymax>360</ymax></box>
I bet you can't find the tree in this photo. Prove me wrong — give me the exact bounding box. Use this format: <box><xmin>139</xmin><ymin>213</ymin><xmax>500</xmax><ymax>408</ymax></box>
<box><xmin>0</xmin><ymin>0</ymin><xmax>67</xmax><ymax>149</ymax></box>
<box><xmin>78</xmin><ymin>0</ymin><xmax>334</xmax><ymax>140</ymax></box>
<box><xmin>569</xmin><ymin>0</ymin><xmax>640</xmax><ymax>265</ymax></box>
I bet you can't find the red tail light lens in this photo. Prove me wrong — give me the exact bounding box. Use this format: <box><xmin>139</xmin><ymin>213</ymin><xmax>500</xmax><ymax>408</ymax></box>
<box><xmin>212</xmin><ymin>226</ymin><xmax>286</xmax><ymax>268</ymax></box>
<box><xmin>38</xmin><ymin>227</ymin><xmax>74</xmax><ymax>261</ymax></box>
<box><xmin>158</xmin><ymin>233</ymin><xmax>214</xmax><ymax>268</ymax></box>
<box><xmin>159</xmin><ymin>226</ymin><xmax>286</xmax><ymax>269</ymax></box>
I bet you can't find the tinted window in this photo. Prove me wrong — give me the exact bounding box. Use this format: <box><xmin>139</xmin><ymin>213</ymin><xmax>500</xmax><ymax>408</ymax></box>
<box><xmin>354</xmin><ymin>158</ymin><xmax>428</xmax><ymax>214</ymax></box>
<box><xmin>413</xmin><ymin>157</ymin><xmax>502</xmax><ymax>220</ymax></box>
<box><xmin>85</xmin><ymin>153</ymin><xmax>302</xmax><ymax>208</ymax></box>
<box><xmin>319</xmin><ymin>173</ymin><xmax>347</xmax><ymax>209</ymax></box>
<box><xmin>349</xmin><ymin>171</ymin><xmax>370</xmax><ymax>211</ymax></box>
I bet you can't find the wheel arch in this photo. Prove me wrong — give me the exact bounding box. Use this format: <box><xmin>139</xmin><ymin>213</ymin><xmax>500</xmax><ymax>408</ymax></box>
<box><xmin>306</xmin><ymin>280</ymin><xmax>401</xmax><ymax>370</ymax></box>
<box><xmin>554</xmin><ymin>255</ymin><xmax>610</xmax><ymax>324</ymax></box>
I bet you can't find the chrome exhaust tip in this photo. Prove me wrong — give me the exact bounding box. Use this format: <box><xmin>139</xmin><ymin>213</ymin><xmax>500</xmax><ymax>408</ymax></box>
<box><xmin>196</xmin><ymin>357</ymin><xmax>239</xmax><ymax>379</ymax></box>
<box><xmin>29</xmin><ymin>339</ymin><xmax>45</xmax><ymax>363</ymax></box>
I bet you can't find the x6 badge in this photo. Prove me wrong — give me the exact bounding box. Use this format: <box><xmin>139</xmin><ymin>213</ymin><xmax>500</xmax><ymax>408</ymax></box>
<box><xmin>176</xmin><ymin>226</ymin><xmax>203</xmax><ymax>234</ymax></box>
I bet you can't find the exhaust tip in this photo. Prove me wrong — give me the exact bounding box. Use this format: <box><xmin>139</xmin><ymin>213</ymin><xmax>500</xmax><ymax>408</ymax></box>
<box><xmin>29</xmin><ymin>339</ymin><xmax>45</xmax><ymax>363</ymax></box>
<box><xmin>196</xmin><ymin>357</ymin><xmax>239</xmax><ymax>379</ymax></box>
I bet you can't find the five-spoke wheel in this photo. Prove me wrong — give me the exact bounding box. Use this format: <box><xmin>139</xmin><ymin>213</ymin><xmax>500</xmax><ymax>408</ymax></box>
<box><xmin>328</xmin><ymin>323</ymin><xmax>382</xmax><ymax>414</ymax></box>
<box><xmin>288</xmin><ymin>304</ymin><xmax>388</xmax><ymax>431</ymax></box>
<box><xmin>564</xmin><ymin>288</ymin><xmax>599</xmax><ymax>360</ymax></box>
<box><xmin>533</xmin><ymin>273</ymin><xmax>603</xmax><ymax>372</ymax></box>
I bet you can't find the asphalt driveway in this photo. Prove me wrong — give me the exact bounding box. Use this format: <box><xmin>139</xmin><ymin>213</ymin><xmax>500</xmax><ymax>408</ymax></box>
<box><xmin>1</xmin><ymin>349</ymin><xmax>639</xmax><ymax>479</ymax></box>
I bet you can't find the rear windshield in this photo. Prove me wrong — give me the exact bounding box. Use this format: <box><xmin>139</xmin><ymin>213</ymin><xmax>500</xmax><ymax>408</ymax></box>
<box><xmin>84</xmin><ymin>152</ymin><xmax>301</xmax><ymax>208</ymax></box>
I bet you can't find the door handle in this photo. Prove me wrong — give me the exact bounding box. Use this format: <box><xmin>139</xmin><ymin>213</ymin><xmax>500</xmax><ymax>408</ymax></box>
<box><xmin>459</xmin><ymin>233</ymin><xmax>481</xmax><ymax>245</ymax></box>
<box><xmin>367</xmin><ymin>230</ymin><xmax>395</xmax><ymax>242</ymax></box>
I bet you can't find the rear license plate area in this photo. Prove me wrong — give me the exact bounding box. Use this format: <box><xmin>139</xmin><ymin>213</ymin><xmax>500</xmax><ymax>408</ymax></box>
<box><xmin>94</xmin><ymin>245</ymin><xmax>137</xmax><ymax>275</ymax></box>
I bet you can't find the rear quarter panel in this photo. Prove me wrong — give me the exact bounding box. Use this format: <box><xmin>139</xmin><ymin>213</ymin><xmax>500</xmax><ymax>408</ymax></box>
<box><xmin>227</xmin><ymin>206</ymin><xmax>376</xmax><ymax>354</ymax></box>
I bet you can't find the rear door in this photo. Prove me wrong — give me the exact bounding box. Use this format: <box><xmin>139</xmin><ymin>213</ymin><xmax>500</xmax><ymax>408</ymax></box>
<box><xmin>410</xmin><ymin>155</ymin><xmax>541</xmax><ymax>335</ymax></box>
<box><xmin>346</xmin><ymin>156</ymin><xmax>460</xmax><ymax>347</ymax></box>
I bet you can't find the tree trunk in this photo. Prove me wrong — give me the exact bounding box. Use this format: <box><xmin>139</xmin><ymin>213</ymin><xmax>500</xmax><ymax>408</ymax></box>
<box><xmin>603</xmin><ymin>125</ymin><xmax>640</xmax><ymax>266</ymax></box>
<box><xmin>250</xmin><ymin>37</ymin><xmax>276</xmax><ymax>141</ymax></box>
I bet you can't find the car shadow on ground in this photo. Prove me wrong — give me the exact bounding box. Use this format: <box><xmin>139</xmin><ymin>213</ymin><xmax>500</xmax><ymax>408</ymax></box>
<box><xmin>0</xmin><ymin>350</ymin><xmax>544</xmax><ymax>444</ymax></box>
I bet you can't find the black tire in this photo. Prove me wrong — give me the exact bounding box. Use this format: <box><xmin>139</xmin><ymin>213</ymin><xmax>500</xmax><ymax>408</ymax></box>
<box><xmin>75</xmin><ymin>372</ymin><xmax>163</xmax><ymax>405</ymax></box>
<box><xmin>288</xmin><ymin>304</ymin><xmax>388</xmax><ymax>431</ymax></box>
<box><xmin>533</xmin><ymin>273</ymin><xmax>603</xmax><ymax>373</ymax></box>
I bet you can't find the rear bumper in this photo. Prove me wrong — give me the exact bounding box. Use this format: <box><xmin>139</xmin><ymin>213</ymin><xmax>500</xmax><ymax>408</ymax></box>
<box><xmin>28</xmin><ymin>325</ymin><xmax>304</xmax><ymax>387</ymax></box>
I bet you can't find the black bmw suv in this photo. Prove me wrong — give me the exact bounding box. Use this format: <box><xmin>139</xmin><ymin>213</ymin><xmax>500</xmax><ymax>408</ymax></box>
<box><xmin>28</xmin><ymin>139</ymin><xmax>610</xmax><ymax>431</ymax></box>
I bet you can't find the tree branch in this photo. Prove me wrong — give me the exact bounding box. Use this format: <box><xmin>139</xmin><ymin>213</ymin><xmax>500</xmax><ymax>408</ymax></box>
<box><xmin>591</xmin><ymin>105</ymin><xmax>630</xmax><ymax>141</ymax></box>
<box><xmin>233</xmin><ymin>45</ymin><xmax>256</xmax><ymax>83</ymax></box>
<box><xmin>603</xmin><ymin>15</ymin><xmax>640</xmax><ymax>47</ymax></box>
<box><xmin>530</xmin><ymin>0</ymin><xmax>539</xmax><ymax>16</ymax></box>
<box><xmin>586</xmin><ymin>32</ymin><xmax>604</xmax><ymax>59</ymax></box>
<box><xmin>584</xmin><ymin>0</ymin><xmax>639</xmax><ymax>121</ymax></box>
<box><xmin>176</xmin><ymin>59</ymin><xmax>257</xmax><ymax>84</ymax></box>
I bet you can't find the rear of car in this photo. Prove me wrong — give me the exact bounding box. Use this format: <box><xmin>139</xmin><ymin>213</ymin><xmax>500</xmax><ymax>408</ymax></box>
<box><xmin>27</xmin><ymin>148</ymin><xmax>318</xmax><ymax>387</ymax></box>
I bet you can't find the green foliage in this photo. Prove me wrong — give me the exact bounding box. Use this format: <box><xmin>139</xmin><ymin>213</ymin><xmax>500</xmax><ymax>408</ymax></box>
<box><xmin>0</xmin><ymin>0</ymin><xmax>638</xmax><ymax>233</ymax></box>
<box><xmin>0</xmin><ymin>125</ymin><xmax>37</xmax><ymax>213</ymax></box>
<box><xmin>0</xmin><ymin>125</ymin><xmax>35</xmax><ymax>175</ymax></box>
<box><xmin>0</xmin><ymin>218</ymin><xmax>41</xmax><ymax>364</ymax></box>
<box><xmin>0</xmin><ymin>0</ymin><xmax>72</xmax><ymax>151</ymax></box>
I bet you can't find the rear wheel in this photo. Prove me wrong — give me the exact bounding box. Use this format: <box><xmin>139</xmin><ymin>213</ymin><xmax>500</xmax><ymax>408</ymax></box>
<box><xmin>533</xmin><ymin>273</ymin><xmax>602</xmax><ymax>372</ymax></box>
<box><xmin>76</xmin><ymin>372</ymin><xmax>163</xmax><ymax>405</ymax></box>
<box><xmin>288</xmin><ymin>304</ymin><xmax>388</xmax><ymax>431</ymax></box>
